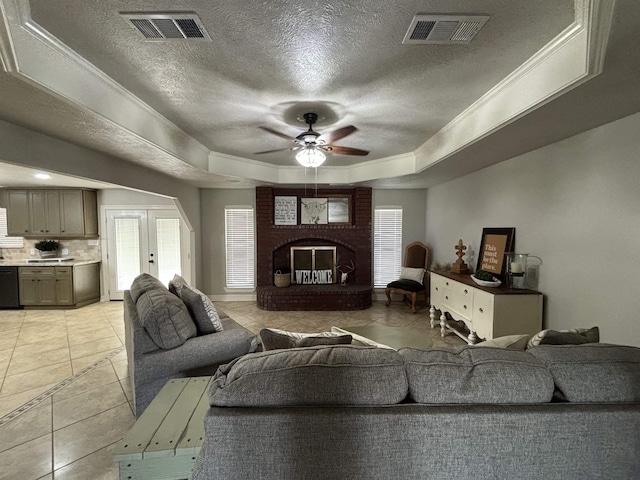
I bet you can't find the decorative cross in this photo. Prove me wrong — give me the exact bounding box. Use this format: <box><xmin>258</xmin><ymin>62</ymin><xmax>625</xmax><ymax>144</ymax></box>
<box><xmin>455</xmin><ymin>239</ymin><xmax>467</xmax><ymax>261</ymax></box>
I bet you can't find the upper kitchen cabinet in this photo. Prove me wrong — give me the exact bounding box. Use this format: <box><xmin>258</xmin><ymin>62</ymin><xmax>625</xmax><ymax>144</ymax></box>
<box><xmin>29</xmin><ymin>190</ymin><xmax>61</xmax><ymax>235</ymax></box>
<box><xmin>59</xmin><ymin>190</ymin><xmax>98</xmax><ymax>236</ymax></box>
<box><xmin>7</xmin><ymin>189</ymin><xmax>98</xmax><ymax>237</ymax></box>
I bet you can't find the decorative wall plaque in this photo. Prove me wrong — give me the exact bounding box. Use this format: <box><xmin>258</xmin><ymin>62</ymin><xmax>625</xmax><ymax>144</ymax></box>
<box><xmin>274</xmin><ymin>196</ymin><xmax>297</xmax><ymax>225</ymax></box>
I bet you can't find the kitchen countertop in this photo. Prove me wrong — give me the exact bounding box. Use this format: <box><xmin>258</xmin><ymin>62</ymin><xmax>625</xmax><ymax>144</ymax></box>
<box><xmin>0</xmin><ymin>259</ymin><xmax>101</xmax><ymax>267</ymax></box>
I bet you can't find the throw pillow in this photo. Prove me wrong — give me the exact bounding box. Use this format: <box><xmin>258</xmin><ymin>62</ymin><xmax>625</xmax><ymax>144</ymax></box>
<box><xmin>260</xmin><ymin>328</ymin><xmax>352</xmax><ymax>351</ymax></box>
<box><xmin>180</xmin><ymin>284</ymin><xmax>224</xmax><ymax>334</ymax></box>
<box><xmin>399</xmin><ymin>267</ymin><xmax>425</xmax><ymax>285</ymax></box>
<box><xmin>129</xmin><ymin>273</ymin><xmax>166</xmax><ymax>302</ymax></box>
<box><xmin>476</xmin><ymin>334</ymin><xmax>531</xmax><ymax>351</ymax></box>
<box><xmin>527</xmin><ymin>326</ymin><xmax>599</xmax><ymax>349</ymax></box>
<box><xmin>136</xmin><ymin>288</ymin><xmax>197</xmax><ymax>349</ymax></box>
<box><xmin>169</xmin><ymin>274</ymin><xmax>188</xmax><ymax>297</ymax></box>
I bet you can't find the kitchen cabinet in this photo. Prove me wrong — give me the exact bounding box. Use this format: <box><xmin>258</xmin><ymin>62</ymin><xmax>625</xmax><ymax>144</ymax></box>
<box><xmin>18</xmin><ymin>262</ymin><xmax>100</xmax><ymax>307</ymax></box>
<box><xmin>19</xmin><ymin>267</ymin><xmax>57</xmax><ymax>306</ymax></box>
<box><xmin>6</xmin><ymin>190</ymin><xmax>30</xmax><ymax>235</ymax></box>
<box><xmin>29</xmin><ymin>190</ymin><xmax>61</xmax><ymax>235</ymax></box>
<box><xmin>7</xmin><ymin>189</ymin><xmax>98</xmax><ymax>237</ymax></box>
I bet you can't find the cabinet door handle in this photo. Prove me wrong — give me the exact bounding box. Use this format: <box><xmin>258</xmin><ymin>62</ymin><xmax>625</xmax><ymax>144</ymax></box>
<box><xmin>463</xmin><ymin>305</ymin><xmax>467</xmax><ymax>310</ymax></box>
<box><xmin>435</xmin><ymin>287</ymin><xmax>439</xmax><ymax>291</ymax></box>
<box><xmin>479</xmin><ymin>307</ymin><xmax>484</xmax><ymax>313</ymax></box>
<box><xmin>445</xmin><ymin>295</ymin><xmax>449</xmax><ymax>300</ymax></box>
<box><xmin>445</xmin><ymin>281</ymin><xmax>449</xmax><ymax>286</ymax></box>
<box><xmin>464</xmin><ymin>289</ymin><xmax>468</xmax><ymax>294</ymax></box>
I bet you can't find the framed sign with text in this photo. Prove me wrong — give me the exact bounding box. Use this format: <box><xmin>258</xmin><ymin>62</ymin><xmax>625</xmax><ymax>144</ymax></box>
<box><xmin>476</xmin><ymin>228</ymin><xmax>515</xmax><ymax>280</ymax></box>
<box><xmin>274</xmin><ymin>196</ymin><xmax>297</xmax><ymax>225</ymax></box>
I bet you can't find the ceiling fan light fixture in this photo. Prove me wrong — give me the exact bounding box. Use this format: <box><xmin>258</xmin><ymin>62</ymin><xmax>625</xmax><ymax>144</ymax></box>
<box><xmin>295</xmin><ymin>147</ymin><xmax>326</xmax><ymax>168</ymax></box>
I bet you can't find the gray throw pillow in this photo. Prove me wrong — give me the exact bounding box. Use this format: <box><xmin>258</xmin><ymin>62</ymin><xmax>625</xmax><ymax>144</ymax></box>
<box><xmin>527</xmin><ymin>326</ymin><xmax>599</xmax><ymax>349</ymax></box>
<box><xmin>180</xmin><ymin>285</ymin><xmax>224</xmax><ymax>335</ymax></box>
<box><xmin>129</xmin><ymin>273</ymin><xmax>166</xmax><ymax>303</ymax></box>
<box><xmin>136</xmin><ymin>288</ymin><xmax>197</xmax><ymax>349</ymax></box>
<box><xmin>476</xmin><ymin>334</ymin><xmax>531</xmax><ymax>351</ymax></box>
<box><xmin>260</xmin><ymin>328</ymin><xmax>352</xmax><ymax>351</ymax></box>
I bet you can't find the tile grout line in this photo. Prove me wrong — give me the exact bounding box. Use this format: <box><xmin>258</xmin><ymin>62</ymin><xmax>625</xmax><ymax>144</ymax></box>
<box><xmin>0</xmin><ymin>345</ymin><xmax>125</xmax><ymax>429</ymax></box>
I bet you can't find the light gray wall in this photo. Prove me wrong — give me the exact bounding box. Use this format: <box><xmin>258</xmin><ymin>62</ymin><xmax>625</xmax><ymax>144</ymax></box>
<box><xmin>200</xmin><ymin>189</ymin><xmax>255</xmax><ymax>296</ymax></box>
<box><xmin>99</xmin><ymin>189</ymin><xmax>175</xmax><ymax>206</ymax></box>
<box><xmin>372</xmin><ymin>189</ymin><xmax>428</xmax><ymax>251</ymax></box>
<box><xmin>425</xmin><ymin>112</ymin><xmax>640</xmax><ymax>347</ymax></box>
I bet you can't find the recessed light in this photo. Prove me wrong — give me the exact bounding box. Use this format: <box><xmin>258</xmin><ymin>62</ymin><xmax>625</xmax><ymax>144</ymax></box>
<box><xmin>34</xmin><ymin>173</ymin><xmax>51</xmax><ymax>179</ymax></box>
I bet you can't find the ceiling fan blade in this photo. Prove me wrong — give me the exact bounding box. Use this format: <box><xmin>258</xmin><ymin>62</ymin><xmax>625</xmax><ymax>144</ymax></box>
<box><xmin>254</xmin><ymin>147</ymin><xmax>299</xmax><ymax>155</ymax></box>
<box><xmin>319</xmin><ymin>126</ymin><xmax>357</xmax><ymax>144</ymax></box>
<box><xmin>259</xmin><ymin>126</ymin><xmax>297</xmax><ymax>142</ymax></box>
<box><xmin>324</xmin><ymin>145</ymin><xmax>369</xmax><ymax>156</ymax></box>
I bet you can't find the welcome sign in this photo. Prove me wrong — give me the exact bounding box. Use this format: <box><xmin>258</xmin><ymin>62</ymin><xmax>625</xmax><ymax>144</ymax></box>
<box><xmin>295</xmin><ymin>270</ymin><xmax>334</xmax><ymax>285</ymax></box>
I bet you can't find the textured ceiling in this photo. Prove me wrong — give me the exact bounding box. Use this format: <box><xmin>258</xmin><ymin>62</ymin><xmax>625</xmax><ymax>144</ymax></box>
<box><xmin>28</xmin><ymin>0</ymin><xmax>573</xmax><ymax>167</ymax></box>
<box><xmin>1</xmin><ymin>1</ymin><xmax>639</xmax><ymax>191</ymax></box>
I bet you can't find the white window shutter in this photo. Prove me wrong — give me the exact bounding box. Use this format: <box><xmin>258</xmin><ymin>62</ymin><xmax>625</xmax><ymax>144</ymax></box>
<box><xmin>373</xmin><ymin>207</ymin><xmax>403</xmax><ymax>288</ymax></box>
<box><xmin>225</xmin><ymin>207</ymin><xmax>255</xmax><ymax>288</ymax></box>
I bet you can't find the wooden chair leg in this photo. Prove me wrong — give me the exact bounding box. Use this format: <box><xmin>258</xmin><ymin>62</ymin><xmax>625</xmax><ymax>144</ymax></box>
<box><xmin>423</xmin><ymin>290</ymin><xmax>429</xmax><ymax>307</ymax></box>
<box><xmin>385</xmin><ymin>288</ymin><xmax>392</xmax><ymax>307</ymax></box>
<box><xmin>411</xmin><ymin>292</ymin><xmax>417</xmax><ymax>313</ymax></box>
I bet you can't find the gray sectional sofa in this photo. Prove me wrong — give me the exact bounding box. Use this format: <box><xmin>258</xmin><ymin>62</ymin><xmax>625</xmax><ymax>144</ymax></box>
<box><xmin>124</xmin><ymin>274</ymin><xmax>258</xmax><ymax>417</ymax></box>
<box><xmin>193</xmin><ymin>343</ymin><xmax>640</xmax><ymax>480</ymax></box>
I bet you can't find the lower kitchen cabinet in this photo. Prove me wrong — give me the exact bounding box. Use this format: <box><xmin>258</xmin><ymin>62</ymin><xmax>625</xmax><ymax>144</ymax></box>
<box><xmin>18</xmin><ymin>263</ymin><xmax>100</xmax><ymax>308</ymax></box>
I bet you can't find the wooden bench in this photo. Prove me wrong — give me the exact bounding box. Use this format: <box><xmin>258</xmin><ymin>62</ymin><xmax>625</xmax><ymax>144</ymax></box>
<box><xmin>113</xmin><ymin>377</ymin><xmax>212</xmax><ymax>480</ymax></box>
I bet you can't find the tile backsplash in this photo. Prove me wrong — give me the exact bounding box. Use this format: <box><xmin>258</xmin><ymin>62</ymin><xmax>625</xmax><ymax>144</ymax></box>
<box><xmin>1</xmin><ymin>238</ymin><xmax>102</xmax><ymax>262</ymax></box>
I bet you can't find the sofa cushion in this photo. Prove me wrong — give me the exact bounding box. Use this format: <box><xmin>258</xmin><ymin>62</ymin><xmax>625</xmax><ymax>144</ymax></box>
<box><xmin>399</xmin><ymin>346</ymin><xmax>554</xmax><ymax>404</ymax></box>
<box><xmin>129</xmin><ymin>273</ymin><xmax>166</xmax><ymax>303</ymax></box>
<box><xmin>476</xmin><ymin>334</ymin><xmax>531</xmax><ymax>351</ymax></box>
<box><xmin>527</xmin><ymin>344</ymin><xmax>640</xmax><ymax>403</ymax></box>
<box><xmin>527</xmin><ymin>326</ymin><xmax>599</xmax><ymax>349</ymax></box>
<box><xmin>168</xmin><ymin>274</ymin><xmax>188</xmax><ymax>297</ymax></box>
<box><xmin>136</xmin><ymin>288</ymin><xmax>197</xmax><ymax>349</ymax></box>
<box><xmin>260</xmin><ymin>328</ymin><xmax>352</xmax><ymax>351</ymax></box>
<box><xmin>210</xmin><ymin>345</ymin><xmax>408</xmax><ymax>407</ymax></box>
<box><xmin>386</xmin><ymin>279</ymin><xmax>424</xmax><ymax>292</ymax></box>
<box><xmin>180</xmin><ymin>284</ymin><xmax>224</xmax><ymax>335</ymax></box>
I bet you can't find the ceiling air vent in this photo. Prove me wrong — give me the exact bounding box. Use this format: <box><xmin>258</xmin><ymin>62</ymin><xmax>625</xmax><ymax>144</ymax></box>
<box><xmin>121</xmin><ymin>12</ymin><xmax>211</xmax><ymax>41</ymax></box>
<box><xmin>403</xmin><ymin>15</ymin><xmax>489</xmax><ymax>44</ymax></box>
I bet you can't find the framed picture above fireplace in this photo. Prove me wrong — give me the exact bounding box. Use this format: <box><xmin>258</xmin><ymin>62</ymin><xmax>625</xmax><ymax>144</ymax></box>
<box><xmin>328</xmin><ymin>195</ymin><xmax>351</xmax><ymax>224</ymax></box>
<box><xmin>301</xmin><ymin>198</ymin><xmax>328</xmax><ymax>224</ymax></box>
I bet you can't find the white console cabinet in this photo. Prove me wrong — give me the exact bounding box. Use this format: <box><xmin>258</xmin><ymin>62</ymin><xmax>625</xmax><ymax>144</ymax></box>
<box><xmin>430</xmin><ymin>270</ymin><xmax>543</xmax><ymax>344</ymax></box>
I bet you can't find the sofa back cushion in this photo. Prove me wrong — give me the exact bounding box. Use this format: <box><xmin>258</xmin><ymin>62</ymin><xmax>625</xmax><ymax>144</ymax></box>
<box><xmin>136</xmin><ymin>288</ymin><xmax>196</xmax><ymax>349</ymax></box>
<box><xmin>527</xmin><ymin>344</ymin><xmax>640</xmax><ymax>403</ymax></box>
<box><xmin>129</xmin><ymin>273</ymin><xmax>166</xmax><ymax>303</ymax></box>
<box><xmin>210</xmin><ymin>345</ymin><xmax>408</xmax><ymax>407</ymax></box>
<box><xmin>399</xmin><ymin>346</ymin><xmax>554</xmax><ymax>404</ymax></box>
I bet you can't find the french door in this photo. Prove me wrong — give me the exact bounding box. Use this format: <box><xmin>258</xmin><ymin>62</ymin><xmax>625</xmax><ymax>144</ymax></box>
<box><xmin>106</xmin><ymin>209</ymin><xmax>183</xmax><ymax>300</ymax></box>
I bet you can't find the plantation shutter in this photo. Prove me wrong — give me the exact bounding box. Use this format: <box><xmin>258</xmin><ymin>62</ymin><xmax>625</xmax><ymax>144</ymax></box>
<box><xmin>225</xmin><ymin>207</ymin><xmax>255</xmax><ymax>288</ymax></box>
<box><xmin>374</xmin><ymin>207</ymin><xmax>403</xmax><ymax>288</ymax></box>
<box><xmin>0</xmin><ymin>208</ymin><xmax>24</xmax><ymax>248</ymax></box>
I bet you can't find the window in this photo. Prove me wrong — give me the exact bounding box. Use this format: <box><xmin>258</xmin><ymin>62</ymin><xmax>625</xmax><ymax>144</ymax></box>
<box><xmin>0</xmin><ymin>208</ymin><xmax>24</xmax><ymax>248</ymax></box>
<box><xmin>374</xmin><ymin>207</ymin><xmax>403</xmax><ymax>288</ymax></box>
<box><xmin>225</xmin><ymin>207</ymin><xmax>255</xmax><ymax>289</ymax></box>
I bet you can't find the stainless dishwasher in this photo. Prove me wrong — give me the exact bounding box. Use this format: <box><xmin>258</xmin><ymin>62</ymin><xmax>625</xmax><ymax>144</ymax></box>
<box><xmin>0</xmin><ymin>266</ymin><xmax>20</xmax><ymax>308</ymax></box>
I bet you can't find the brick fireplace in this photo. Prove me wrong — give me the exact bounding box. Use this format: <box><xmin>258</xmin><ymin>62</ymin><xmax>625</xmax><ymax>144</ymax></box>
<box><xmin>256</xmin><ymin>186</ymin><xmax>372</xmax><ymax>310</ymax></box>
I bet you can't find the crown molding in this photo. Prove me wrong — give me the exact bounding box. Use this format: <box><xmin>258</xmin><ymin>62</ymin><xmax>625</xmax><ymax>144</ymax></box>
<box><xmin>414</xmin><ymin>0</ymin><xmax>614</xmax><ymax>172</ymax></box>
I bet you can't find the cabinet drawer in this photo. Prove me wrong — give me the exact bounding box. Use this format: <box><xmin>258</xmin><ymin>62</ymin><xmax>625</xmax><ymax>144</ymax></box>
<box><xmin>442</xmin><ymin>288</ymin><xmax>473</xmax><ymax>320</ymax></box>
<box><xmin>55</xmin><ymin>267</ymin><xmax>72</xmax><ymax>277</ymax></box>
<box><xmin>19</xmin><ymin>267</ymin><xmax>55</xmax><ymax>277</ymax></box>
<box><xmin>442</xmin><ymin>278</ymin><xmax>473</xmax><ymax>298</ymax></box>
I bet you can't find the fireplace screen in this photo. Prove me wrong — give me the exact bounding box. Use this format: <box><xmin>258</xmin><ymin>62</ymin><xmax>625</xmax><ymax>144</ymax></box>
<box><xmin>290</xmin><ymin>246</ymin><xmax>337</xmax><ymax>284</ymax></box>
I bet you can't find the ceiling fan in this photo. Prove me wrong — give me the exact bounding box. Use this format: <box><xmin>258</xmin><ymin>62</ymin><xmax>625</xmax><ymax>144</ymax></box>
<box><xmin>255</xmin><ymin>112</ymin><xmax>369</xmax><ymax>167</ymax></box>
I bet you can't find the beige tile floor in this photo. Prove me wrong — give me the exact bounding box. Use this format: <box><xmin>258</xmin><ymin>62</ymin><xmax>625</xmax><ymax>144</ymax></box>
<box><xmin>0</xmin><ymin>299</ymin><xmax>463</xmax><ymax>480</ymax></box>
